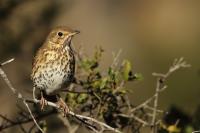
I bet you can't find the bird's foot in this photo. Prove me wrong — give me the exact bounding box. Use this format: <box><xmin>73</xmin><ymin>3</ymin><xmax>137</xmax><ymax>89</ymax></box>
<box><xmin>57</xmin><ymin>98</ymin><xmax>70</xmax><ymax>117</ymax></box>
<box><xmin>40</xmin><ymin>95</ymin><xmax>47</xmax><ymax>110</ymax></box>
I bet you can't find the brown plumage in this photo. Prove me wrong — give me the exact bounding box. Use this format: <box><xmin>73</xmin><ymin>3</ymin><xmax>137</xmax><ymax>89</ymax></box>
<box><xmin>31</xmin><ymin>26</ymin><xmax>79</xmax><ymax>95</ymax></box>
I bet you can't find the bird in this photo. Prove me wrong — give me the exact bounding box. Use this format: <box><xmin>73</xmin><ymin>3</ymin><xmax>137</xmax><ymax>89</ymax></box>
<box><xmin>31</xmin><ymin>26</ymin><xmax>79</xmax><ymax>114</ymax></box>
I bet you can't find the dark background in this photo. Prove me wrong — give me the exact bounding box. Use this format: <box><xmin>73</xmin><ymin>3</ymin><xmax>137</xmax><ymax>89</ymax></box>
<box><xmin>0</xmin><ymin>0</ymin><xmax>199</xmax><ymax>132</ymax></box>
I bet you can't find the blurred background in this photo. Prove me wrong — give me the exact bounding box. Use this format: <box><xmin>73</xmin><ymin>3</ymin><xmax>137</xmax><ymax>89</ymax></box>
<box><xmin>0</xmin><ymin>0</ymin><xmax>199</xmax><ymax>132</ymax></box>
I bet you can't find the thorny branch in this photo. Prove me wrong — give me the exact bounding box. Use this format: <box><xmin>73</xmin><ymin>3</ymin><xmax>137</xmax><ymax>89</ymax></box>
<box><xmin>0</xmin><ymin>58</ymin><xmax>122</xmax><ymax>133</ymax></box>
<box><xmin>0</xmin><ymin>56</ymin><xmax>190</xmax><ymax>133</ymax></box>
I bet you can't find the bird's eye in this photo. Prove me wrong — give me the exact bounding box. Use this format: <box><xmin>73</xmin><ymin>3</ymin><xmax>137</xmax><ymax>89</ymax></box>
<box><xmin>57</xmin><ymin>32</ymin><xmax>63</xmax><ymax>37</ymax></box>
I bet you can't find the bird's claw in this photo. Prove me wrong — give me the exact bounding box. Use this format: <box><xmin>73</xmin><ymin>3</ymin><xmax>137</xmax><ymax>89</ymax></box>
<box><xmin>40</xmin><ymin>96</ymin><xmax>47</xmax><ymax>110</ymax></box>
<box><xmin>57</xmin><ymin>98</ymin><xmax>70</xmax><ymax>117</ymax></box>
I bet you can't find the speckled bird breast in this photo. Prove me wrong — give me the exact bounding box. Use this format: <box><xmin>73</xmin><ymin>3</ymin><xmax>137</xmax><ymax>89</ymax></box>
<box><xmin>31</xmin><ymin>47</ymin><xmax>75</xmax><ymax>95</ymax></box>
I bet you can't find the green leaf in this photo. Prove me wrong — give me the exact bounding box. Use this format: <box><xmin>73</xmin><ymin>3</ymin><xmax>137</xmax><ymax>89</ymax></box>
<box><xmin>80</xmin><ymin>59</ymin><xmax>98</xmax><ymax>71</ymax></box>
<box><xmin>77</xmin><ymin>94</ymin><xmax>88</xmax><ymax>104</ymax></box>
<box><xmin>108</xmin><ymin>67</ymin><xmax>113</xmax><ymax>75</ymax></box>
<box><xmin>122</xmin><ymin>60</ymin><xmax>132</xmax><ymax>81</ymax></box>
<box><xmin>100</xmin><ymin>77</ymin><xmax>108</xmax><ymax>89</ymax></box>
<box><xmin>117</xmin><ymin>88</ymin><xmax>127</xmax><ymax>94</ymax></box>
<box><xmin>94</xmin><ymin>46</ymin><xmax>104</xmax><ymax>60</ymax></box>
<box><xmin>133</xmin><ymin>73</ymin><xmax>143</xmax><ymax>80</ymax></box>
<box><xmin>184</xmin><ymin>125</ymin><xmax>194</xmax><ymax>133</ymax></box>
<box><xmin>92</xmin><ymin>80</ymin><xmax>101</xmax><ymax>88</ymax></box>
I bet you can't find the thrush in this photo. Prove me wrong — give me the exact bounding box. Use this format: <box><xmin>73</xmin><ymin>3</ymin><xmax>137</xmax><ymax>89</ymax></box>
<box><xmin>31</xmin><ymin>26</ymin><xmax>79</xmax><ymax>113</ymax></box>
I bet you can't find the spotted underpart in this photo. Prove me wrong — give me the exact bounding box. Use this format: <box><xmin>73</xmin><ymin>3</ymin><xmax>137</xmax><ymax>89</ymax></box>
<box><xmin>31</xmin><ymin>26</ymin><xmax>77</xmax><ymax>95</ymax></box>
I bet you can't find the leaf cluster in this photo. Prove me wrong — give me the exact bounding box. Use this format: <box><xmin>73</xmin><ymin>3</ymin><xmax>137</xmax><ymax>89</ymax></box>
<box><xmin>64</xmin><ymin>47</ymin><xmax>142</xmax><ymax>130</ymax></box>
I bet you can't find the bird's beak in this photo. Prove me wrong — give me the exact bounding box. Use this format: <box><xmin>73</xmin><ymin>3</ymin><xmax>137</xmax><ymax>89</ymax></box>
<box><xmin>70</xmin><ymin>30</ymin><xmax>80</xmax><ymax>36</ymax></box>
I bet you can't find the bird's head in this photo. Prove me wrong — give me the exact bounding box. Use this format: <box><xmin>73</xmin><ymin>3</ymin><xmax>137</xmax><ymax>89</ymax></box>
<box><xmin>46</xmin><ymin>26</ymin><xmax>80</xmax><ymax>49</ymax></box>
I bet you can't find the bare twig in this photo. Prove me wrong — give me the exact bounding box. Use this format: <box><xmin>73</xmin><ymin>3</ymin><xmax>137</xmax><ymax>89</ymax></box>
<box><xmin>131</xmin><ymin>95</ymin><xmax>155</xmax><ymax>113</ymax></box>
<box><xmin>111</xmin><ymin>49</ymin><xmax>122</xmax><ymax>68</ymax></box>
<box><xmin>26</xmin><ymin>98</ymin><xmax>121</xmax><ymax>133</ymax></box>
<box><xmin>0</xmin><ymin>114</ymin><xmax>15</xmax><ymax>124</ymax></box>
<box><xmin>151</xmin><ymin>57</ymin><xmax>191</xmax><ymax>133</ymax></box>
<box><xmin>0</xmin><ymin>110</ymin><xmax>55</xmax><ymax>131</ymax></box>
<box><xmin>117</xmin><ymin>114</ymin><xmax>149</xmax><ymax>126</ymax></box>
<box><xmin>193</xmin><ymin>131</ymin><xmax>200</xmax><ymax>133</ymax></box>
<box><xmin>0</xmin><ymin>58</ymin><xmax>45</xmax><ymax>133</ymax></box>
<box><xmin>0</xmin><ymin>58</ymin><xmax>15</xmax><ymax>66</ymax></box>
